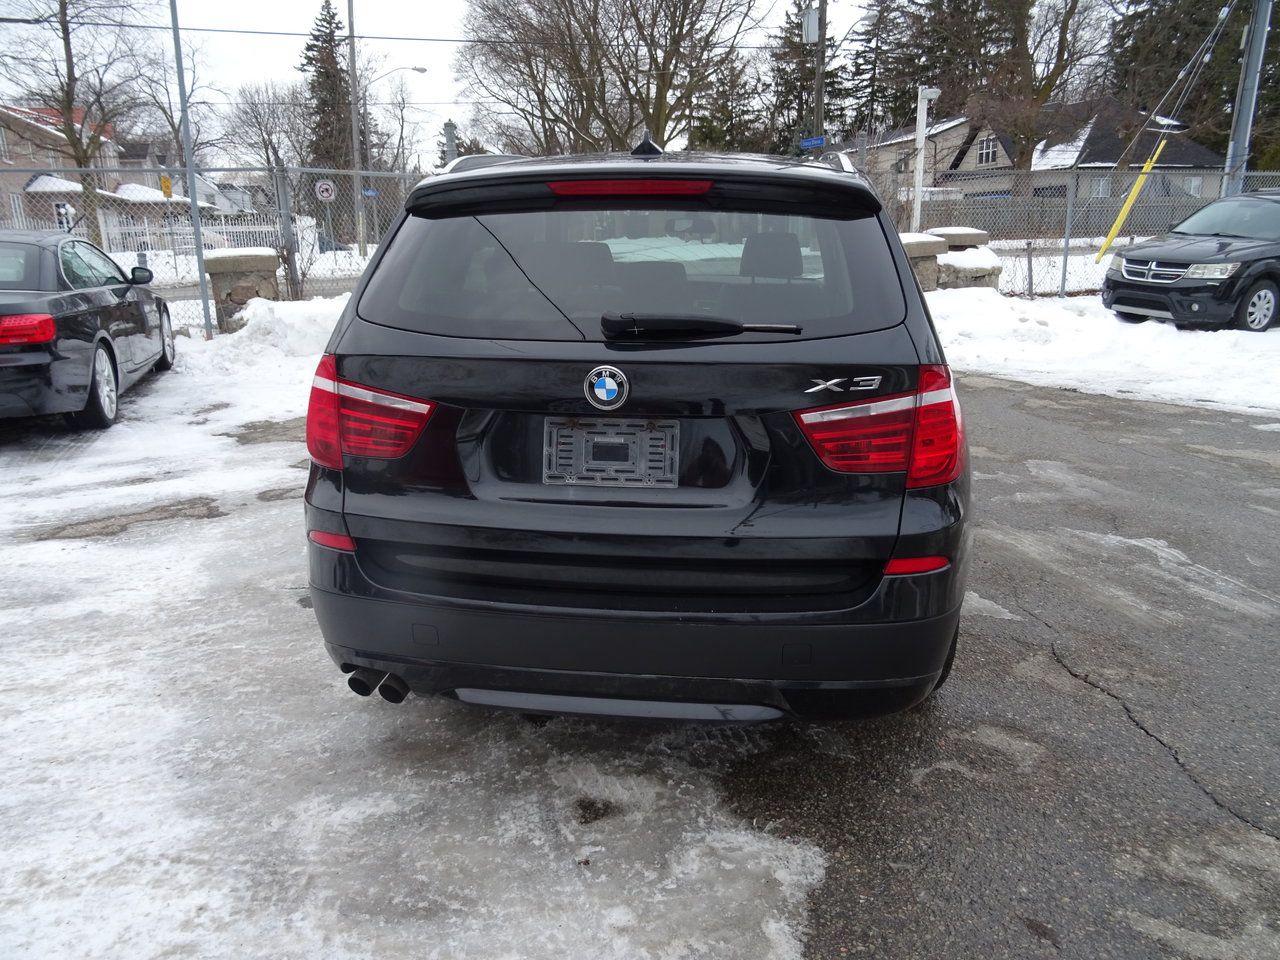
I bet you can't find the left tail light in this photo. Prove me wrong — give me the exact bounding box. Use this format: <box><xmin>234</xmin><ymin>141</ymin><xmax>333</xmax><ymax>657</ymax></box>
<box><xmin>0</xmin><ymin>313</ymin><xmax>56</xmax><ymax>346</ymax></box>
<box><xmin>306</xmin><ymin>354</ymin><xmax>435</xmax><ymax>469</ymax></box>
<box><xmin>793</xmin><ymin>364</ymin><xmax>964</xmax><ymax>487</ymax></box>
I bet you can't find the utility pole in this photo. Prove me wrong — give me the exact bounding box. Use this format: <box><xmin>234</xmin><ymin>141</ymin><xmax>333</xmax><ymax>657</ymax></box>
<box><xmin>168</xmin><ymin>0</ymin><xmax>213</xmax><ymax>340</ymax></box>
<box><xmin>811</xmin><ymin>0</ymin><xmax>828</xmax><ymax>138</ymax></box>
<box><xmin>911</xmin><ymin>86</ymin><xmax>941</xmax><ymax>232</ymax></box>
<box><xmin>1223</xmin><ymin>0</ymin><xmax>1273</xmax><ymax>196</ymax></box>
<box><xmin>347</xmin><ymin>0</ymin><xmax>366</xmax><ymax>256</ymax></box>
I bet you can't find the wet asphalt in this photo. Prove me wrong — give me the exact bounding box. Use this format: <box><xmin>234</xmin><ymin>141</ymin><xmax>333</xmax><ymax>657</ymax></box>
<box><xmin>2</xmin><ymin>373</ymin><xmax>1277</xmax><ymax>959</ymax></box>
<box><xmin>718</xmin><ymin>375</ymin><xmax>1280</xmax><ymax>959</ymax></box>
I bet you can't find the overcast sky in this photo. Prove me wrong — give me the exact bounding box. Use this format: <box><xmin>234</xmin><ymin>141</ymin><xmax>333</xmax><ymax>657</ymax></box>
<box><xmin>173</xmin><ymin>0</ymin><xmax>862</xmax><ymax>151</ymax></box>
<box><xmin>3</xmin><ymin>0</ymin><xmax>863</xmax><ymax>164</ymax></box>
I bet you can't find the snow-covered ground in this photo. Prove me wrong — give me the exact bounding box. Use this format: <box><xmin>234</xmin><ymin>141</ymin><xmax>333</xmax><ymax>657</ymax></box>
<box><xmin>929</xmin><ymin>288</ymin><xmax>1280</xmax><ymax>415</ymax></box>
<box><xmin>2</xmin><ymin>288</ymin><xmax>1277</xmax><ymax>956</ymax></box>
<box><xmin>0</xmin><ymin>297</ymin><xmax>824</xmax><ymax>960</ymax></box>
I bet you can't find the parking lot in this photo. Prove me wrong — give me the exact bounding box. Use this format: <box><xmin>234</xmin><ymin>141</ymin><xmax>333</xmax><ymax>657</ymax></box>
<box><xmin>1</xmin><ymin>302</ymin><xmax>1277</xmax><ymax>959</ymax></box>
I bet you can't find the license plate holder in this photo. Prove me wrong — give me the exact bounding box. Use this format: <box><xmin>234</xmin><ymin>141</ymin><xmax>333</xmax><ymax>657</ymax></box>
<box><xmin>542</xmin><ymin>417</ymin><xmax>680</xmax><ymax>487</ymax></box>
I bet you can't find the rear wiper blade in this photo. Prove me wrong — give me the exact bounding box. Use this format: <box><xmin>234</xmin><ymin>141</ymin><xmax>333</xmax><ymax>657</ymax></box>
<box><xmin>601</xmin><ymin>312</ymin><xmax>802</xmax><ymax>340</ymax></box>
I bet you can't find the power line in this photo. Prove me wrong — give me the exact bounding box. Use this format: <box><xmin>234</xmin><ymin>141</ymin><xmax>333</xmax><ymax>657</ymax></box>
<box><xmin>0</xmin><ymin>14</ymin><xmax>786</xmax><ymax>50</ymax></box>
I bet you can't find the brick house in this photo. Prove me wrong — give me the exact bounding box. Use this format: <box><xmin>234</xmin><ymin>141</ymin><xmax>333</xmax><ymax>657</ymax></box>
<box><xmin>0</xmin><ymin>105</ymin><xmax>122</xmax><ymax>231</ymax></box>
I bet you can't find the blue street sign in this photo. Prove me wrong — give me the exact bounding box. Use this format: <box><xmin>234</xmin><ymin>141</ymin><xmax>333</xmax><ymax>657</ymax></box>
<box><xmin>362</xmin><ymin>187</ymin><xmax>379</xmax><ymax>197</ymax></box>
<box><xmin>800</xmin><ymin>135</ymin><xmax>827</xmax><ymax>150</ymax></box>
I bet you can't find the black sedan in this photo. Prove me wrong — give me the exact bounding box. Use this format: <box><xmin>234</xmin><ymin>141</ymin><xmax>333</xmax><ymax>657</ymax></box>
<box><xmin>0</xmin><ymin>230</ymin><xmax>175</xmax><ymax>428</ymax></box>
<box><xmin>1102</xmin><ymin>190</ymin><xmax>1280</xmax><ymax>332</ymax></box>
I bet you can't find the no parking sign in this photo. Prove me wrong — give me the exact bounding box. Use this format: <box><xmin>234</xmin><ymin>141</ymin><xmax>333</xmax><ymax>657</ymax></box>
<box><xmin>314</xmin><ymin>179</ymin><xmax>336</xmax><ymax>202</ymax></box>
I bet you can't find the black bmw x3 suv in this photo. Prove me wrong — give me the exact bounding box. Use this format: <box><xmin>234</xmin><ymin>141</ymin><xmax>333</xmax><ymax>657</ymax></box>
<box><xmin>305</xmin><ymin>151</ymin><xmax>970</xmax><ymax>720</ymax></box>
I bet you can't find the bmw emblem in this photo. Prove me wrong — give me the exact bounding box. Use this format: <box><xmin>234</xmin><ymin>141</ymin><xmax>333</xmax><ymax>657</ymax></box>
<box><xmin>585</xmin><ymin>365</ymin><xmax>628</xmax><ymax>411</ymax></box>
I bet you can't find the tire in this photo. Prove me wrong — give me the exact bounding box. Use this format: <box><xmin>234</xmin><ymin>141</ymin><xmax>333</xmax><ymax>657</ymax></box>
<box><xmin>1114</xmin><ymin>311</ymin><xmax>1146</xmax><ymax>324</ymax></box>
<box><xmin>71</xmin><ymin>343</ymin><xmax>119</xmax><ymax>429</ymax></box>
<box><xmin>154</xmin><ymin>308</ymin><xmax>176</xmax><ymax>371</ymax></box>
<box><xmin>1236</xmin><ymin>279</ymin><xmax>1277</xmax><ymax>332</ymax></box>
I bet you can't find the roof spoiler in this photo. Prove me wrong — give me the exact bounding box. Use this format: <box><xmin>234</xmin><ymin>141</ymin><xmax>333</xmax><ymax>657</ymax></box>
<box><xmin>405</xmin><ymin>171</ymin><xmax>881</xmax><ymax>220</ymax></box>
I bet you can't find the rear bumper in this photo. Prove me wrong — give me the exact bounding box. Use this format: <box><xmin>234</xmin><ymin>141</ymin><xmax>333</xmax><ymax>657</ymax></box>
<box><xmin>1101</xmin><ymin>274</ymin><xmax>1237</xmax><ymax>325</ymax></box>
<box><xmin>310</xmin><ymin>549</ymin><xmax>963</xmax><ymax>716</ymax></box>
<box><xmin>0</xmin><ymin>349</ymin><xmax>87</xmax><ymax>418</ymax></box>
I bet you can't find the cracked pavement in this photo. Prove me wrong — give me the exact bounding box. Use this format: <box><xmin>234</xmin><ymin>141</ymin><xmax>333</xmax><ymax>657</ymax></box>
<box><xmin>723</xmin><ymin>375</ymin><xmax>1280</xmax><ymax>958</ymax></box>
<box><xmin>1</xmin><ymin>371</ymin><xmax>1277</xmax><ymax>959</ymax></box>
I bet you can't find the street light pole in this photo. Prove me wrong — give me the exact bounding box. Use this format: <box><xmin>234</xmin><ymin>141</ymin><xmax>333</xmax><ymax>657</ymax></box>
<box><xmin>167</xmin><ymin>0</ymin><xmax>213</xmax><ymax>340</ymax></box>
<box><xmin>911</xmin><ymin>86</ymin><xmax>941</xmax><ymax>233</ymax></box>
<box><xmin>346</xmin><ymin>0</ymin><xmax>365</xmax><ymax>256</ymax></box>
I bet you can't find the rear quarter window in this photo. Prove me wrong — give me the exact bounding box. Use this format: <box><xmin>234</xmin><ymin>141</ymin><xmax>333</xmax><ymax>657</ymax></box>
<box><xmin>358</xmin><ymin>205</ymin><xmax>907</xmax><ymax>342</ymax></box>
<box><xmin>0</xmin><ymin>242</ymin><xmax>41</xmax><ymax>291</ymax></box>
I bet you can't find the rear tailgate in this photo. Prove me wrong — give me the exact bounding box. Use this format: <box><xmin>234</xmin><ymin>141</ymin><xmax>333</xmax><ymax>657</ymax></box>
<box><xmin>334</xmin><ymin>322</ymin><xmax>921</xmax><ymax>615</ymax></box>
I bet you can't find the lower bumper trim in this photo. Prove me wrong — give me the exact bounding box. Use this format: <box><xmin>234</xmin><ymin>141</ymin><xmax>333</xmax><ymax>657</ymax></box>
<box><xmin>454</xmin><ymin>687</ymin><xmax>784</xmax><ymax>721</ymax></box>
<box><xmin>1115</xmin><ymin>304</ymin><xmax>1174</xmax><ymax>319</ymax></box>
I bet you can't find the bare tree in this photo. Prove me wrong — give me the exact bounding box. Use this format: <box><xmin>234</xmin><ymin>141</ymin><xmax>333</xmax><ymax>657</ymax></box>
<box><xmin>0</xmin><ymin>0</ymin><xmax>148</xmax><ymax>243</ymax></box>
<box><xmin>456</xmin><ymin>0</ymin><xmax>760</xmax><ymax>155</ymax></box>
<box><xmin>372</xmin><ymin>76</ymin><xmax>424</xmax><ymax>172</ymax></box>
<box><xmin>221</xmin><ymin>81</ymin><xmax>310</xmax><ymax>170</ymax></box>
<box><xmin>968</xmin><ymin>0</ymin><xmax>1109</xmax><ymax>169</ymax></box>
<box><xmin>131</xmin><ymin>38</ymin><xmax>224</xmax><ymax>166</ymax></box>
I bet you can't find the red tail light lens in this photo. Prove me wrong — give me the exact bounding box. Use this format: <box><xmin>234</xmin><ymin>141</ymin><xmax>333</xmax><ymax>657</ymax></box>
<box><xmin>0</xmin><ymin>313</ymin><xmax>56</xmax><ymax>346</ymax></box>
<box><xmin>908</xmin><ymin>364</ymin><xmax>964</xmax><ymax>488</ymax></box>
<box><xmin>884</xmin><ymin>556</ymin><xmax>950</xmax><ymax>575</ymax></box>
<box><xmin>793</xmin><ymin>393</ymin><xmax>916</xmax><ymax>472</ymax></box>
<box><xmin>794</xmin><ymin>364</ymin><xmax>964</xmax><ymax>487</ymax></box>
<box><xmin>308</xmin><ymin>530</ymin><xmax>356</xmax><ymax>551</ymax></box>
<box><xmin>306</xmin><ymin>354</ymin><xmax>435</xmax><ymax>469</ymax></box>
<box><xmin>547</xmin><ymin>179</ymin><xmax>713</xmax><ymax>196</ymax></box>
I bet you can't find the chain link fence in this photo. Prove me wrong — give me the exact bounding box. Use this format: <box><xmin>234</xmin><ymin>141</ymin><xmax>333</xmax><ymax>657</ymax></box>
<box><xmin>0</xmin><ymin>164</ymin><xmax>421</xmax><ymax>332</ymax></box>
<box><xmin>867</xmin><ymin>166</ymin><xmax>1278</xmax><ymax>298</ymax></box>
<box><xmin>2</xmin><ymin>162</ymin><xmax>1276</xmax><ymax>327</ymax></box>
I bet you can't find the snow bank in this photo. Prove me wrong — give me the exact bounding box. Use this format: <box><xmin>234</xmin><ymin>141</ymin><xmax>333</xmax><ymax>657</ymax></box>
<box><xmin>203</xmin><ymin>245</ymin><xmax>278</xmax><ymax>260</ymax></box>
<box><xmin>927</xmin><ymin>287</ymin><xmax>1280</xmax><ymax>415</ymax></box>
<box><xmin>938</xmin><ymin>246</ymin><xmax>1002</xmax><ymax>270</ymax></box>
<box><xmin>182</xmin><ymin>295</ymin><xmax>344</xmax><ymax>371</ymax></box>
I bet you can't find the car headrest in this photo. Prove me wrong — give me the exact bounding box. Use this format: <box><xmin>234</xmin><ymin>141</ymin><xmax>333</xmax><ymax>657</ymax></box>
<box><xmin>739</xmin><ymin>231</ymin><xmax>803</xmax><ymax>279</ymax></box>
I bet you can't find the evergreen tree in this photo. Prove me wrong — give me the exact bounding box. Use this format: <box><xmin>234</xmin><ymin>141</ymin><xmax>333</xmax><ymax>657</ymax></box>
<box><xmin>1108</xmin><ymin>0</ymin><xmax>1279</xmax><ymax>165</ymax></box>
<box><xmin>765</xmin><ymin>0</ymin><xmax>856</xmax><ymax>154</ymax></box>
<box><xmin>689</xmin><ymin>53</ymin><xmax>772</xmax><ymax>152</ymax></box>
<box><xmin>298</xmin><ymin>0</ymin><xmax>353</xmax><ymax>168</ymax></box>
<box><xmin>847</xmin><ymin>0</ymin><xmax>998</xmax><ymax>134</ymax></box>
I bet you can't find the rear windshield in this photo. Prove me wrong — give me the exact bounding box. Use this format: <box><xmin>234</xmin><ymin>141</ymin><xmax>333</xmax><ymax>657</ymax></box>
<box><xmin>358</xmin><ymin>207</ymin><xmax>906</xmax><ymax>341</ymax></box>
<box><xmin>0</xmin><ymin>242</ymin><xmax>41</xmax><ymax>291</ymax></box>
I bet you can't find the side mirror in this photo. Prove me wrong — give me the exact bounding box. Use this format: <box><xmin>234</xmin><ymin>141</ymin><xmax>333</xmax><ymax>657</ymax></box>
<box><xmin>130</xmin><ymin>266</ymin><xmax>153</xmax><ymax>285</ymax></box>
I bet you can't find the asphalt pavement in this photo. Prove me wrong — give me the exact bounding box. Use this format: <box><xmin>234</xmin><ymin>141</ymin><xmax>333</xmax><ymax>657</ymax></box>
<box><xmin>0</xmin><ymin>372</ymin><xmax>1276</xmax><ymax>959</ymax></box>
<box><xmin>722</xmin><ymin>374</ymin><xmax>1280</xmax><ymax>959</ymax></box>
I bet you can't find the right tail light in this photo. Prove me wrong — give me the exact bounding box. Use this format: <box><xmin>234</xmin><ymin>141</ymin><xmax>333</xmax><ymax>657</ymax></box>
<box><xmin>306</xmin><ymin>354</ymin><xmax>435</xmax><ymax>469</ymax></box>
<box><xmin>794</xmin><ymin>364</ymin><xmax>964</xmax><ymax>487</ymax></box>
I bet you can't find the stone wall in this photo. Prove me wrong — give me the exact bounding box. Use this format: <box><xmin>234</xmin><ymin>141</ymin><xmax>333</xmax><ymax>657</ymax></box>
<box><xmin>203</xmin><ymin>249</ymin><xmax>281</xmax><ymax>333</ymax></box>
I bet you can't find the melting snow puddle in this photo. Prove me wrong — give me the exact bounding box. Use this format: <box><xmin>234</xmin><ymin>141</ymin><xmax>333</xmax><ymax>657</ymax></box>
<box><xmin>0</xmin><ymin>297</ymin><xmax>825</xmax><ymax>959</ymax></box>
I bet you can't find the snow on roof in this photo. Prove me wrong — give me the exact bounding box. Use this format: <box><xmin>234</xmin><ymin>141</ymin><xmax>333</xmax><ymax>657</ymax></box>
<box><xmin>1031</xmin><ymin>119</ymin><xmax>1094</xmax><ymax>171</ymax></box>
<box><xmin>873</xmin><ymin>117</ymin><xmax>969</xmax><ymax>149</ymax></box>
<box><xmin>113</xmin><ymin>182</ymin><xmax>171</xmax><ymax>203</ymax></box>
<box><xmin>24</xmin><ymin>174</ymin><xmax>84</xmax><ymax>193</ymax></box>
<box><xmin>112</xmin><ymin>181</ymin><xmax>212</xmax><ymax>207</ymax></box>
<box><xmin>0</xmin><ymin>105</ymin><xmax>68</xmax><ymax>141</ymax></box>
